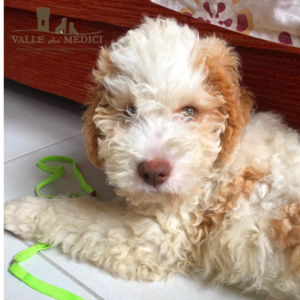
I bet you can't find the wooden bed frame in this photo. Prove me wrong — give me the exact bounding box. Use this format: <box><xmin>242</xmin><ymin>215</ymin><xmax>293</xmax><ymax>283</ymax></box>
<box><xmin>4</xmin><ymin>0</ymin><xmax>300</xmax><ymax>129</ymax></box>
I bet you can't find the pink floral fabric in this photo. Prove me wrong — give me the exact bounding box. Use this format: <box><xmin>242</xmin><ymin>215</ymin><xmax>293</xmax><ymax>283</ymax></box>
<box><xmin>151</xmin><ymin>0</ymin><xmax>300</xmax><ymax>48</ymax></box>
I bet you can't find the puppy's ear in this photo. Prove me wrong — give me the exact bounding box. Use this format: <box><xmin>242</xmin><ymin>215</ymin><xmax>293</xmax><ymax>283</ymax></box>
<box><xmin>196</xmin><ymin>37</ymin><xmax>254</xmax><ymax>162</ymax></box>
<box><xmin>83</xmin><ymin>47</ymin><xmax>118</xmax><ymax>168</ymax></box>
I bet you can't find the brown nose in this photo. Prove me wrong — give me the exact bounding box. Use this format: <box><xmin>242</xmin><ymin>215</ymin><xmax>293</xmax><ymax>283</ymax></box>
<box><xmin>138</xmin><ymin>159</ymin><xmax>171</xmax><ymax>187</ymax></box>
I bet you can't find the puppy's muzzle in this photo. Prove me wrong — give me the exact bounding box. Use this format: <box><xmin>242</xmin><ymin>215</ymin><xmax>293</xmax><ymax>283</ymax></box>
<box><xmin>138</xmin><ymin>158</ymin><xmax>171</xmax><ymax>187</ymax></box>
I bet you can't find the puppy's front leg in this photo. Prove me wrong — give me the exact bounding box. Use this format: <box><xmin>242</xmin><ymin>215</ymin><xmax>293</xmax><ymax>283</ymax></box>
<box><xmin>4</xmin><ymin>196</ymin><xmax>180</xmax><ymax>281</ymax></box>
<box><xmin>4</xmin><ymin>195</ymin><xmax>126</xmax><ymax>241</ymax></box>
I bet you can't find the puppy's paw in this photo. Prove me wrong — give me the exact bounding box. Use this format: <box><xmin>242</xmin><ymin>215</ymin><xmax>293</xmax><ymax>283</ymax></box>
<box><xmin>135</xmin><ymin>263</ymin><xmax>164</xmax><ymax>282</ymax></box>
<box><xmin>4</xmin><ymin>197</ymin><xmax>45</xmax><ymax>240</ymax></box>
<box><xmin>107</xmin><ymin>259</ymin><xmax>165</xmax><ymax>281</ymax></box>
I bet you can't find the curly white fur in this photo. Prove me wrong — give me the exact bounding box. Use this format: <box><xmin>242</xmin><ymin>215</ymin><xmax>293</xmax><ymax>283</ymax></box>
<box><xmin>4</xmin><ymin>18</ymin><xmax>300</xmax><ymax>299</ymax></box>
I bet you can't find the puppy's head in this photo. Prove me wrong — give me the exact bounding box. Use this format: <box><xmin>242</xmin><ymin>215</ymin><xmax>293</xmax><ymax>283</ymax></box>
<box><xmin>83</xmin><ymin>18</ymin><xmax>253</xmax><ymax>206</ymax></box>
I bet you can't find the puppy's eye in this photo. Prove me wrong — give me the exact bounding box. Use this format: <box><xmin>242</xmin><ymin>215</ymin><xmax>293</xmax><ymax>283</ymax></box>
<box><xmin>181</xmin><ymin>107</ymin><xmax>196</xmax><ymax>120</ymax></box>
<box><xmin>126</xmin><ymin>106</ymin><xmax>137</xmax><ymax>115</ymax></box>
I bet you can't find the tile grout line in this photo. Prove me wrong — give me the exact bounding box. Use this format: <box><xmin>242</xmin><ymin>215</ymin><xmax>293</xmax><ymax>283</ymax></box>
<box><xmin>21</xmin><ymin>239</ymin><xmax>105</xmax><ymax>300</ymax></box>
<box><xmin>4</xmin><ymin>132</ymin><xmax>83</xmax><ymax>164</ymax></box>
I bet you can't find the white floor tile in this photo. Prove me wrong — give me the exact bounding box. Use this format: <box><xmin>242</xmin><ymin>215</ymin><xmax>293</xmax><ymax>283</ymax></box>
<box><xmin>4</xmin><ymin>79</ymin><xmax>84</xmax><ymax>162</ymax></box>
<box><xmin>4</xmin><ymin>232</ymin><xmax>101</xmax><ymax>300</ymax></box>
<box><xmin>4</xmin><ymin>135</ymin><xmax>116</xmax><ymax>203</ymax></box>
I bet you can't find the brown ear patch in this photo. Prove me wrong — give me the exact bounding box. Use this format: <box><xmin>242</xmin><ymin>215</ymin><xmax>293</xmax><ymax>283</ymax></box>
<box><xmin>187</xmin><ymin>163</ymin><xmax>268</xmax><ymax>243</ymax></box>
<box><xmin>270</xmin><ymin>202</ymin><xmax>300</xmax><ymax>272</ymax></box>
<box><xmin>83</xmin><ymin>96</ymin><xmax>105</xmax><ymax>168</ymax></box>
<box><xmin>83</xmin><ymin>47</ymin><xmax>119</xmax><ymax>168</ymax></box>
<box><xmin>195</xmin><ymin>38</ymin><xmax>254</xmax><ymax>163</ymax></box>
<box><xmin>218</xmin><ymin>86</ymin><xmax>253</xmax><ymax>162</ymax></box>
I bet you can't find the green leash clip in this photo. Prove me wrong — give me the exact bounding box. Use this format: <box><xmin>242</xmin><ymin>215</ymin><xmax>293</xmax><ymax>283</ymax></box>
<box><xmin>9</xmin><ymin>156</ymin><xmax>96</xmax><ymax>300</ymax></box>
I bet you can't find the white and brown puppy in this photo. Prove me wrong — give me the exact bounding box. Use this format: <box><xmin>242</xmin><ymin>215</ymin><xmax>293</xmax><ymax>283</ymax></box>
<box><xmin>5</xmin><ymin>18</ymin><xmax>300</xmax><ymax>299</ymax></box>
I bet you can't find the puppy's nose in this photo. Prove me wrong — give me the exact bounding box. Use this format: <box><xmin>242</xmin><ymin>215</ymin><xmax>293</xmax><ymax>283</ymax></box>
<box><xmin>138</xmin><ymin>159</ymin><xmax>171</xmax><ymax>187</ymax></box>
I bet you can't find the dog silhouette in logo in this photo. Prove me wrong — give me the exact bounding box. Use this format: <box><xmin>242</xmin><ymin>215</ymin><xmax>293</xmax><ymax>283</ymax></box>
<box><xmin>55</xmin><ymin>17</ymin><xmax>67</xmax><ymax>34</ymax></box>
<box><xmin>69</xmin><ymin>22</ymin><xmax>78</xmax><ymax>34</ymax></box>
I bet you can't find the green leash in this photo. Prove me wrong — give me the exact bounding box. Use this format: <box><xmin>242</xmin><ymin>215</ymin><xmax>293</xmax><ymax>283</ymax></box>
<box><xmin>9</xmin><ymin>156</ymin><xmax>96</xmax><ymax>300</ymax></box>
<box><xmin>35</xmin><ymin>155</ymin><xmax>95</xmax><ymax>198</ymax></box>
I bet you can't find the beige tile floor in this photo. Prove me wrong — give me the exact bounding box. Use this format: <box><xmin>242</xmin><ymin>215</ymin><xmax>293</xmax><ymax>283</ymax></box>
<box><xmin>4</xmin><ymin>79</ymin><xmax>251</xmax><ymax>300</ymax></box>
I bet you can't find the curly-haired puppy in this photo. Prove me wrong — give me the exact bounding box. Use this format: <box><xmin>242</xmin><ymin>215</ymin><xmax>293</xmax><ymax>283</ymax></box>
<box><xmin>5</xmin><ymin>18</ymin><xmax>300</xmax><ymax>299</ymax></box>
